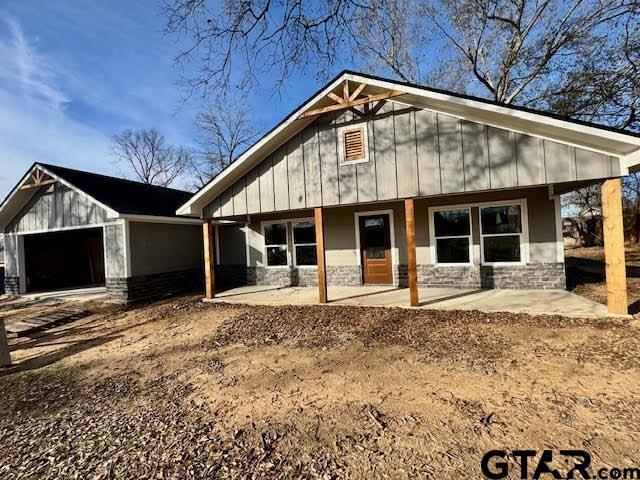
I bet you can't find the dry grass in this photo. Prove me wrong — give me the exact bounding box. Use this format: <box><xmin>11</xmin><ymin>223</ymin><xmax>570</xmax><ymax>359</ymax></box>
<box><xmin>1</xmin><ymin>295</ymin><xmax>639</xmax><ymax>478</ymax></box>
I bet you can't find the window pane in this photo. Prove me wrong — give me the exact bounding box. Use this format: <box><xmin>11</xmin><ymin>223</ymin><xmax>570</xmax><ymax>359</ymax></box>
<box><xmin>484</xmin><ymin>235</ymin><xmax>521</xmax><ymax>262</ymax></box>
<box><xmin>266</xmin><ymin>245</ymin><xmax>288</xmax><ymax>266</ymax></box>
<box><xmin>265</xmin><ymin>223</ymin><xmax>287</xmax><ymax>245</ymax></box>
<box><xmin>293</xmin><ymin>221</ymin><xmax>316</xmax><ymax>244</ymax></box>
<box><xmin>481</xmin><ymin>205</ymin><xmax>521</xmax><ymax>235</ymax></box>
<box><xmin>436</xmin><ymin>238</ymin><xmax>470</xmax><ymax>263</ymax></box>
<box><xmin>361</xmin><ymin>217</ymin><xmax>387</xmax><ymax>247</ymax></box>
<box><xmin>434</xmin><ymin>209</ymin><xmax>470</xmax><ymax>237</ymax></box>
<box><xmin>366</xmin><ymin>246</ymin><xmax>386</xmax><ymax>260</ymax></box>
<box><xmin>295</xmin><ymin>245</ymin><xmax>317</xmax><ymax>265</ymax></box>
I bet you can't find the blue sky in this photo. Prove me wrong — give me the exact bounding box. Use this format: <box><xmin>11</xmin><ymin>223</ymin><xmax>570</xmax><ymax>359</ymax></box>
<box><xmin>0</xmin><ymin>0</ymin><xmax>320</xmax><ymax>197</ymax></box>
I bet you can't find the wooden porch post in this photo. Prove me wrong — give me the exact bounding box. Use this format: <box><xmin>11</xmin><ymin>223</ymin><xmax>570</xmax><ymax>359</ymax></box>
<box><xmin>0</xmin><ymin>320</ymin><xmax>11</xmax><ymax>368</ymax></box>
<box><xmin>314</xmin><ymin>207</ymin><xmax>328</xmax><ymax>304</ymax></box>
<box><xmin>203</xmin><ymin>219</ymin><xmax>216</xmax><ymax>299</ymax></box>
<box><xmin>602</xmin><ymin>179</ymin><xmax>627</xmax><ymax>315</ymax></box>
<box><xmin>404</xmin><ymin>199</ymin><xmax>419</xmax><ymax>306</ymax></box>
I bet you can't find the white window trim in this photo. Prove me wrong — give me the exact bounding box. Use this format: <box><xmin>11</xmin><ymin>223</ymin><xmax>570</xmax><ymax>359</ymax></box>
<box><xmin>261</xmin><ymin>217</ymin><xmax>319</xmax><ymax>268</ymax></box>
<box><xmin>354</xmin><ymin>209</ymin><xmax>397</xmax><ymax>284</ymax></box>
<box><xmin>428</xmin><ymin>199</ymin><xmax>529</xmax><ymax>267</ymax></box>
<box><xmin>553</xmin><ymin>195</ymin><xmax>564</xmax><ymax>263</ymax></box>
<box><xmin>261</xmin><ymin>220</ymin><xmax>290</xmax><ymax>268</ymax></box>
<box><xmin>428</xmin><ymin>206</ymin><xmax>473</xmax><ymax>266</ymax></box>
<box><xmin>292</xmin><ymin>218</ymin><xmax>318</xmax><ymax>268</ymax></box>
<box><xmin>479</xmin><ymin>199</ymin><xmax>529</xmax><ymax>266</ymax></box>
<box><xmin>338</xmin><ymin>124</ymin><xmax>369</xmax><ymax>166</ymax></box>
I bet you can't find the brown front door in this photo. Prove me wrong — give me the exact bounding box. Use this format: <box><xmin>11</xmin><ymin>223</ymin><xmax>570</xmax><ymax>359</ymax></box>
<box><xmin>359</xmin><ymin>214</ymin><xmax>393</xmax><ymax>285</ymax></box>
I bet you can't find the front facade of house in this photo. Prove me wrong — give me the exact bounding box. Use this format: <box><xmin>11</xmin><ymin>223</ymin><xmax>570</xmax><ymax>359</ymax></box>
<box><xmin>0</xmin><ymin>163</ymin><xmax>203</xmax><ymax>302</ymax></box>
<box><xmin>180</xmin><ymin>71</ymin><xmax>640</xmax><ymax>313</ymax></box>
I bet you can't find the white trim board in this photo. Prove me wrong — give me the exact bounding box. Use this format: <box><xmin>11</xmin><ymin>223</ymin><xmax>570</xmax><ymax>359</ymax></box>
<box><xmin>12</xmin><ymin>222</ymin><xmax>117</xmax><ymax>236</ymax></box>
<box><xmin>119</xmin><ymin>214</ymin><xmax>202</xmax><ymax>225</ymax></box>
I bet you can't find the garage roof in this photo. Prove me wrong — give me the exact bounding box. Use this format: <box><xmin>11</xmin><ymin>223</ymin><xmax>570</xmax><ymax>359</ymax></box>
<box><xmin>40</xmin><ymin>163</ymin><xmax>193</xmax><ymax>217</ymax></box>
<box><xmin>0</xmin><ymin>163</ymin><xmax>198</xmax><ymax>230</ymax></box>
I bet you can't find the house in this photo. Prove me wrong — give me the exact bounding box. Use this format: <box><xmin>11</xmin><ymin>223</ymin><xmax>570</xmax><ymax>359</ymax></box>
<box><xmin>0</xmin><ymin>234</ymin><xmax>4</xmax><ymax>295</ymax></box>
<box><xmin>178</xmin><ymin>71</ymin><xmax>640</xmax><ymax>314</ymax></box>
<box><xmin>0</xmin><ymin>163</ymin><xmax>203</xmax><ymax>302</ymax></box>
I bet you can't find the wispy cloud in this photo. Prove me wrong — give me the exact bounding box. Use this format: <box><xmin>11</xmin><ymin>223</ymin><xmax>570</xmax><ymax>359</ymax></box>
<box><xmin>0</xmin><ymin>15</ymin><xmax>69</xmax><ymax>110</ymax></box>
<box><xmin>0</xmin><ymin>14</ymin><xmax>111</xmax><ymax>197</ymax></box>
<box><xmin>0</xmin><ymin>1</ymin><xmax>205</xmax><ymax>197</ymax></box>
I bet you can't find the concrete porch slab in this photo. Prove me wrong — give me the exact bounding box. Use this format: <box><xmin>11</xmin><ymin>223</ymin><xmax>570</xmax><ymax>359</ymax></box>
<box><xmin>208</xmin><ymin>285</ymin><xmax>614</xmax><ymax>318</ymax></box>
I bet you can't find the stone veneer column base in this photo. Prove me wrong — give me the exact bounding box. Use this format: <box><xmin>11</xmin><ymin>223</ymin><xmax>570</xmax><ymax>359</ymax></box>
<box><xmin>4</xmin><ymin>276</ymin><xmax>19</xmax><ymax>295</ymax></box>
<box><xmin>209</xmin><ymin>263</ymin><xmax>566</xmax><ymax>290</ymax></box>
<box><xmin>106</xmin><ymin>268</ymin><xmax>203</xmax><ymax>303</ymax></box>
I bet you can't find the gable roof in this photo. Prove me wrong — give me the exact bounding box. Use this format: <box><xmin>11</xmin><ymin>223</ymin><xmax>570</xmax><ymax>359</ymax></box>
<box><xmin>177</xmin><ymin>70</ymin><xmax>640</xmax><ymax>217</ymax></box>
<box><xmin>39</xmin><ymin>163</ymin><xmax>194</xmax><ymax>217</ymax></box>
<box><xmin>0</xmin><ymin>163</ymin><xmax>197</xmax><ymax>230</ymax></box>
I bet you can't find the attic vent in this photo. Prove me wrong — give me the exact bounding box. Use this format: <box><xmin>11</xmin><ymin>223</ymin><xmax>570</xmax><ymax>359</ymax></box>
<box><xmin>343</xmin><ymin>128</ymin><xmax>366</xmax><ymax>162</ymax></box>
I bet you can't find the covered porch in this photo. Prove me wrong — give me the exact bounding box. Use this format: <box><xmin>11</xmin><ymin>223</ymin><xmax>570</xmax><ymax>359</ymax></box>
<box><xmin>205</xmin><ymin>284</ymin><xmax>612</xmax><ymax>318</ymax></box>
<box><xmin>202</xmin><ymin>179</ymin><xmax>629</xmax><ymax>316</ymax></box>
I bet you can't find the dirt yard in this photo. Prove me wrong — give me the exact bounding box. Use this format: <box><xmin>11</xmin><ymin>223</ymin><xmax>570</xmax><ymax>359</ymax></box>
<box><xmin>0</xmin><ymin>295</ymin><xmax>639</xmax><ymax>479</ymax></box>
<box><xmin>566</xmin><ymin>244</ymin><xmax>640</xmax><ymax>314</ymax></box>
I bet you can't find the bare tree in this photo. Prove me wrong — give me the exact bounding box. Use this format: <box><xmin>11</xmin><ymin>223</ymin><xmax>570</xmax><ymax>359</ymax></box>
<box><xmin>112</xmin><ymin>129</ymin><xmax>191</xmax><ymax>187</ymax></box>
<box><xmin>563</xmin><ymin>185</ymin><xmax>603</xmax><ymax>247</ymax></box>
<box><xmin>163</xmin><ymin>0</ymin><xmax>638</xmax><ymax>108</ymax></box>
<box><xmin>188</xmin><ymin>99</ymin><xmax>262</xmax><ymax>188</ymax></box>
<box><xmin>164</xmin><ymin>0</ymin><xmax>639</xmax><ymax>238</ymax></box>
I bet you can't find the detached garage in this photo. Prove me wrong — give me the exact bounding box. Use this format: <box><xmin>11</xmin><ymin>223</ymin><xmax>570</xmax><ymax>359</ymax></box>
<box><xmin>0</xmin><ymin>163</ymin><xmax>203</xmax><ymax>302</ymax></box>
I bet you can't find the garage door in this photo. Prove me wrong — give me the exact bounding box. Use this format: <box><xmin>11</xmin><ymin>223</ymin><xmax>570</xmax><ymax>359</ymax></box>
<box><xmin>24</xmin><ymin>227</ymin><xmax>105</xmax><ymax>293</ymax></box>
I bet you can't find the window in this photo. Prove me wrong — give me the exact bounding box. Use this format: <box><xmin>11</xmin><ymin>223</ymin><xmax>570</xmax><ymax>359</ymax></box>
<box><xmin>339</xmin><ymin>125</ymin><xmax>368</xmax><ymax>165</ymax></box>
<box><xmin>433</xmin><ymin>208</ymin><xmax>471</xmax><ymax>264</ymax></box>
<box><xmin>264</xmin><ymin>222</ymin><xmax>288</xmax><ymax>266</ymax></box>
<box><xmin>480</xmin><ymin>204</ymin><xmax>523</xmax><ymax>263</ymax></box>
<box><xmin>293</xmin><ymin>221</ymin><xmax>317</xmax><ymax>266</ymax></box>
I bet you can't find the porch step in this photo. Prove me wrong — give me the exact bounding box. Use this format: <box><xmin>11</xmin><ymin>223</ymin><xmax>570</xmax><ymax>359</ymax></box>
<box><xmin>5</xmin><ymin>309</ymin><xmax>87</xmax><ymax>338</ymax></box>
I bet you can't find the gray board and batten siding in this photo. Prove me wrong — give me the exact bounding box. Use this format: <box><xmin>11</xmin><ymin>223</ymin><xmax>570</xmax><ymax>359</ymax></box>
<box><xmin>6</xmin><ymin>182</ymin><xmax>111</xmax><ymax>233</ymax></box>
<box><xmin>204</xmin><ymin>102</ymin><xmax>619</xmax><ymax>218</ymax></box>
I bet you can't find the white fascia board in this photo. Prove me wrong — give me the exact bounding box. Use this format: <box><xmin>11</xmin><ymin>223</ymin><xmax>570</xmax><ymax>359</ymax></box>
<box><xmin>0</xmin><ymin>168</ymin><xmax>36</xmax><ymax>217</ymax></box>
<box><xmin>177</xmin><ymin>71</ymin><xmax>640</xmax><ymax>217</ymax></box>
<box><xmin>118</xmin><ymin>214</ymin><xmax>203</xmax><ymax>225</ymax></box>
<box><xmin>624</xmin><ymin>150</ymin><xmax>640</xmax><ymax>173</ymax></box>
<box><xmin>348</xmin><ymin>73</ymin><xmax>640</xmax><ymax>152</ymax></box>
